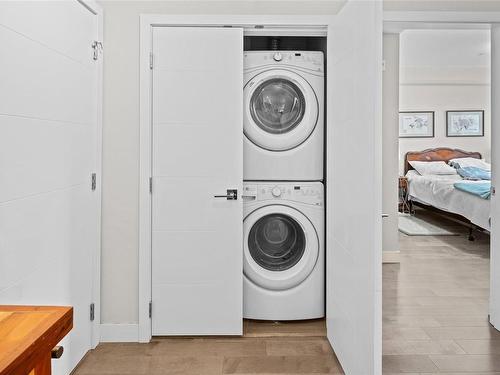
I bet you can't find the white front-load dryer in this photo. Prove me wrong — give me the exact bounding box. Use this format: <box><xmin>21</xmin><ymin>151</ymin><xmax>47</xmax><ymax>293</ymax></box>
<box><xmin>244</xmin><ymin>51</ymin><xmax>324</xmax><ymax>181</ymax></box>
<box><xmin>243</xmin><ymin>181</ymin><xmax>324</xmax><ymax>320</ymax></box>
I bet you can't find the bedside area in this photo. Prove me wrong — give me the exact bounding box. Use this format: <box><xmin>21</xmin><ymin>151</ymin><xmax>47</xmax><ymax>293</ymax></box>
<box><xmin>398</xmin><ymin>176</ymin><xmax>411</xmax><ymax>214</ymax></box>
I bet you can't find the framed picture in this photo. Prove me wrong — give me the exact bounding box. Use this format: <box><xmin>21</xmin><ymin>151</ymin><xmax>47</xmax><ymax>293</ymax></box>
<box><xmin>399</xmin><ymin>111</ymin><xmax>435</xmax><ymax>138</ymax></box>
<box><xmin>446</xmin><ymin>110</ymin><xmax>484</xmax><ymax>137</ymax></box>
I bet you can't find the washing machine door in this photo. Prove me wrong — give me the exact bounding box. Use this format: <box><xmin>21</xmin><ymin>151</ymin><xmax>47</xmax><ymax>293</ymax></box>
<box><xmin>244</xmin><ymin>205</ymin><xmax>319</xmax><ymax>290</ymax></box>
<box><xmin>244</xmin><ymin>69</ymin><xmax>319</xmax><ymax>151</ymax></box>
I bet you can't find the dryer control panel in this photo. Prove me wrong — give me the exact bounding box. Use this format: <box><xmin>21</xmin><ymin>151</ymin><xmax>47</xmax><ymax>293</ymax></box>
<box><xmin>243</xmin><ymin>182</ymin><xmax>323</xmax><ymax>206</ymax></box>
<box><xmin>244</xmin><ymin>51</ymin><xmax>324</xmax><ymax>74</ymax></box>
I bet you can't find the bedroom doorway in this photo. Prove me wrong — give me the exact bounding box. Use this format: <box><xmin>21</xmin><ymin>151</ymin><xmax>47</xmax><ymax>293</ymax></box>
<box><xmin>382</xmin><ymin>22</ymin><xmax>499</xmax><ymax>372</ymax></box>
<box><xmin>397</xmin><ymin>29</ymin><xmax>491</xmax><ymax>241</ymax></box>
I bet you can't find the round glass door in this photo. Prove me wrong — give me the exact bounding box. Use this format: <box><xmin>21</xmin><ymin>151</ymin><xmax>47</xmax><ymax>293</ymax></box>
<box><xmin>243</xmin><ymin>205</ymin><xmax>319</xmax><ymax>291</ymax></box>
<box><xmin>244</xmin><ymin>70</ymin><xmax>319</xmax><ymax>151</ymax></box>
<box><xmin>250</xmin><ymin>79</ymin><xmax>306</xmax><ymax>135</ymax></box>
<box><xmin>248</xmin><ymin>213</ymin><xmax>306</xmax><ymax>271</ymax></box>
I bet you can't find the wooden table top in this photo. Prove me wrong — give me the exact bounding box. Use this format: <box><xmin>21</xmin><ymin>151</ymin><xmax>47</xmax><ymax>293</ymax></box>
<box><xmin>0</xmin><ymin>305</ymin><xmax>73</xmax><ymax>375</ymax></box>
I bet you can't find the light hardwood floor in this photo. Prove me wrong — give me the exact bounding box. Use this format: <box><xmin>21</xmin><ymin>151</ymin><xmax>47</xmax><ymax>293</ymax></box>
<box><xmin>383</xmin><ymin>209</ymin><xmax>495</xmax><ymax>374</ymax></box>
<box><xmin>72</xmin><ymin>319</ymin><xmax>343</xmax><ymax>374</ymax></box>
<box><xmin>73</xmin><ymin>209</ymin><xmax>493</xmax><ymax>374</ymax></box>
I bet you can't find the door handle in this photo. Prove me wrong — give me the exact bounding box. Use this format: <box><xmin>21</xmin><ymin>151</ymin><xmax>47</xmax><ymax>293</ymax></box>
<box><xmin>214</xmin><ymin>189</ymin><xmax>238</xmax><ymax>200</ymax></box>
<box><xmin>382</xmin><ymin>214</ymin><xmax>389</xmax><ymax>218</ymax></box>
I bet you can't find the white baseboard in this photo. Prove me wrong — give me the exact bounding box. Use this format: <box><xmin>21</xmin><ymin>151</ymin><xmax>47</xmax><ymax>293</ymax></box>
<box><xmin>100</xmin><ymin>323</ymin><xmax>139</xmax><ymax>342</ymax></box>
<box><xmin>382</xmin><ymin>251</ymin><xmax>400</xmax><ymax>264</ymax></box>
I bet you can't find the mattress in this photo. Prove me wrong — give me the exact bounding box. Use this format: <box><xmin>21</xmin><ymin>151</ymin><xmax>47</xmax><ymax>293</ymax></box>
<box><xmin>406</xmin><ymin>170</ymin><xmax>491</xmax><ymax>230</ymax></box>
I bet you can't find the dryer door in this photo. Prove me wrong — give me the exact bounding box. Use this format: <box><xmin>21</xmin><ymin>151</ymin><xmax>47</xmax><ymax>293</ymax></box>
<box><xmin>244</xmin><ymin>70</ymin><xmax>319</xmax><ymax>151</ymax></box>
<box><xmin>244</xmin><ymin>205</ymin><xmax>319</xmax><ymax>290</ymax></box>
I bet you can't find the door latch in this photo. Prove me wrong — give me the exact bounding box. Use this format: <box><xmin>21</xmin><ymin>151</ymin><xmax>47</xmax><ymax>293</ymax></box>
<box><xmin>214</xmin><ymin>189</ymin><xmax>238</xmax><ymax>200</ymax></box>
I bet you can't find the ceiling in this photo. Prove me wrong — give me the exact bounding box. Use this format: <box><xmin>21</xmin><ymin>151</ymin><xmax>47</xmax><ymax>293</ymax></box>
<box><xmin>400</xmin><ymin>29</ymin><xmax>491</xmax><ymax>68</ymax></box>
<box><xmin>99</xmin><ymin>0</ymin><xmax>347</xmax><ymax>15</ymax></box>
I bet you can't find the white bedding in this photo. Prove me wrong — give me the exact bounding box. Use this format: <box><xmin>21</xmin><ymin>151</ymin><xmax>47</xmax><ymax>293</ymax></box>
<box><xmin>406</xmin><ymin>170</ymin><xmax>491</xmax><ymax>230</ymax></box>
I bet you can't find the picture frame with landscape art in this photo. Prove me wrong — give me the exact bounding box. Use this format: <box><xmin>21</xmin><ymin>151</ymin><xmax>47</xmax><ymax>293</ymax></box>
<box><xmin>399</xmin><ymin>111</ymin><xmax>435</xmax><ymax>138</ymax></box>
<box><xmin>446</xmin><ymin>110</ymin><xmax>484</xmax><ymax>137</ymax></box>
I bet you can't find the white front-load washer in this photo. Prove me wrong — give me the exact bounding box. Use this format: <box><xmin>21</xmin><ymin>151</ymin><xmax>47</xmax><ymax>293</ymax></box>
<box><xmin>243</xmin><ymin>181</ymin><xmax>324</xmax><ymax>320</ymax></box>
<box><xmin>244</xmin><ymin>51</ymin><xmax>324</xmax><ymax>181</ymax></box>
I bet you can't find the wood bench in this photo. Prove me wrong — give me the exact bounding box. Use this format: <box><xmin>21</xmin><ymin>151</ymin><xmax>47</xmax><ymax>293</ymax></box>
<box><xmin>0</xmin><ymin>306</ymin><xmax>73</xmax><ymax>375</ymax></box>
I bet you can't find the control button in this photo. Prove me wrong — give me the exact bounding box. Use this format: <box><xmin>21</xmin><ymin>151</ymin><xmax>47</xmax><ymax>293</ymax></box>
<box><xmin>273</xmin><ymin>52</ymin><xmax>282</xmax><ymax>62</ymax></box>
<box><xmin>272</xmin><ymin>187</ymin><xmax>282</xmax><ymax>197</ymax></box>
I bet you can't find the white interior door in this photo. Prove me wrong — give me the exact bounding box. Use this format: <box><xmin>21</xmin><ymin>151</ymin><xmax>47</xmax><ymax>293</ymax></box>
<box><xmin>151</xmin><ymin>27</ymin><xmax>243</xmax><ymax>335</ymax></box>
<box><xmin>490</xmin><ymin>25</ymin><xmax>500</xmax><ymax>329</ymax></box>
<box><xmin>0</xmin><ymin>2</ymin><xmax>100</xmax><ymax>374</ymax></box>
<box><xmin>326</xmin><ymin>1</ymin><xmax>383</xmax><ymax>374</ymax></box>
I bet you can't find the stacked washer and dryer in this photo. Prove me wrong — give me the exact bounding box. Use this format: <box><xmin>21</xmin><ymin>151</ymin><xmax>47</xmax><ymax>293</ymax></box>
<box><xmin>243</xmin><ymin>50</ymin><xmax>325</xmax><ymax>320</ymax></box>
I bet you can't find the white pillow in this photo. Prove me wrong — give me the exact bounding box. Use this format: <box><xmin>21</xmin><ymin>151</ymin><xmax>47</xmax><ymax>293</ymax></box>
<box><xmin>409</xmin><ymin>161</ymin><xmax>457</xmax><ymax>176</ymax></box>
<box><xmin>449</xmin><ymin>157</ymin><xmax>491</xmax><ymax>171</ymax></box>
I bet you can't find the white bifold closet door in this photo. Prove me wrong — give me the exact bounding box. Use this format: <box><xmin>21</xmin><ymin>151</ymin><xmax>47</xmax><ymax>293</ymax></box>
<box><xmin>326</xmin><ymin>1</ymin><xmax>383</xmax><ymax>374</ymax></box>
<box><xmin>0</xmin><ymin>1</ymin><xmax>100</xmax><ymax>374</ymax></box>
<box><xmin>151</xmin><ymin>27</ymin><xmax>243</xmax><ymax>335</ymax></box>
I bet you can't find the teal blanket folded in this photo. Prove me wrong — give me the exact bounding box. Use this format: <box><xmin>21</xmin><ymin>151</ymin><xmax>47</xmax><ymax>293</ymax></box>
<box><xmin>457</xmin><ymin>166</ymin><xmax>491</xmax><ymax>180</ymax></box>
<box><xmin>454</xmin><ymin>181</ymin><xmax>491</xmax><ymax>199</ymax></box>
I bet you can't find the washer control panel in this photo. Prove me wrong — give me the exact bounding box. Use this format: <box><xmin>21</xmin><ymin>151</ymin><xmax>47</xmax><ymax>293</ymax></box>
<box><xmin>243</xmin><ymin>183</ymin><xmax>323</xmax><ymax>206</ymax></box>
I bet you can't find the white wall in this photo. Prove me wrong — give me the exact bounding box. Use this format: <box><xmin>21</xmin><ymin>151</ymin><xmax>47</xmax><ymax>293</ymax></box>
<box><xmin>99</xmin><ymin>0</ymin><xmax>344</xmax><ymax>327</ymax></box>
<box><xmin>399</xmin><ymin>67</ymin><xmax>491</xmax><ymax>173</ymax></box>
<box><xmin>382</xmin><ymin>33</ymin><xmax>400</xmax><ymax>256</ymax></box>
<box><xmin>399</xmin><ymin>29</ymin><xmax>491</xmax><ymax>174</ymax></box>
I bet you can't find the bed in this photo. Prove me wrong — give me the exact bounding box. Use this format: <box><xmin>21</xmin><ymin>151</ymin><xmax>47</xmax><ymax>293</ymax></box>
<box><xmin>404</xmin><ymin>148</ymin><xmax>491</xmax><ymax>233</ymax></box>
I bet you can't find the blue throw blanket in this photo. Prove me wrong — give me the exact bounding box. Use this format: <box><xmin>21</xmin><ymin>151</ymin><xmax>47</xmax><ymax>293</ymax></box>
<box><xmin>454</xmin><ymin>181</ymin><xmax>491</xmax><ymax>199</ymax></box>
<box><xmin>457</xmin><ymin>167</ymin><xmax>491</xmax><ymax>180</ymax></box>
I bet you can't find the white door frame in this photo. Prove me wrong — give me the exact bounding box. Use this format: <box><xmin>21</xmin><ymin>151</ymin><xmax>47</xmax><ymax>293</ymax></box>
<box><xmin>139</xmin><ymin>14</ymin><xmax>333</xmax><ymax>343</ymax></box>
<box><xmin>78</xmin><ymin>0</ymin><xmax>103</xmax><ymax>348</ymax></box>
<box><xmin>383</xmin><ymin>10</ymin><xmax>500</xmax><ymax>330</ymax></box>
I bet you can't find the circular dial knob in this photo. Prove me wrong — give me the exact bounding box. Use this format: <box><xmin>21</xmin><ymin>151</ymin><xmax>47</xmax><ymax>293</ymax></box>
<box><xmin>272</xmin><ymin>187</ymin><xmax>282</xmax><ymax>197</ymax></box>
<box><xmin>273</xmin><ymin>52</ymin><xmax>282</xmax><ymax>62</ymax></box>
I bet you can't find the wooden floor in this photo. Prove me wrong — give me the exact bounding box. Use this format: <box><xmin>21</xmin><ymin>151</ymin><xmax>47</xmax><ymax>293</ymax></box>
<box><xmin>383</xmin><ymin>209</ymin><xmax>494</xmax><ymax>374</ymax></box>
<box><xmin>74</xmin><ymin>209</ymin><xmax>493</xmax><ymax>374</ymax></box>
<box><xmin>73</xmin><ymin>319</ymin><xmax>344</xmax><ymax>374</ymax></box>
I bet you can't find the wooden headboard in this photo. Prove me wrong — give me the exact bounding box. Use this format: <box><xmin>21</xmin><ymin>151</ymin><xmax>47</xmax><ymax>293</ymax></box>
<box><xmin>404</xmin><ymin>147</ymin><xmax>482</xmax><ymax>175</ymax></box>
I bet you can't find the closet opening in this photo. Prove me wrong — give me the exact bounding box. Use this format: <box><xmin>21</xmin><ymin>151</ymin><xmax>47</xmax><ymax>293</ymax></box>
<box><xmin>138</xmin><ymin>10</ymin><xmax>383</xmax><ymax>372</ymax></box>
<box><xmin>241</xmin><ymin>34</ymin><xmax>328</xmax><ymax>339</ymax></box>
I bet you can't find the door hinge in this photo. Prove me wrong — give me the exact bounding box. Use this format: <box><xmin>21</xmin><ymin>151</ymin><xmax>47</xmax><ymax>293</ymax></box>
<box><xmin>90</xmin><ymin>303</ymin><xmax>95</xmax><ymax>321</ymax></box>
<box><xmin>149</xmin><ymin>177</ymin><xmax>153</xmax><ymax>194</ymax></box>
<box><xmin>92</xmin><ymin>41</ymin><xmax>103</xmax><ymax>61</ymax></box>
<box><xmin>91</xmin><ymin>173</ymin><xmax>97</xmax><ymax>191</ymax></box>
<box><xmin>149</xmin><ymin>52</ymin><xmax>154</xmax><ymax>70</ymax></box>
<box><xmin>149</xmin><ymin>301</ymin><xmax>152</xmax><ymax>319</ymax></box>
